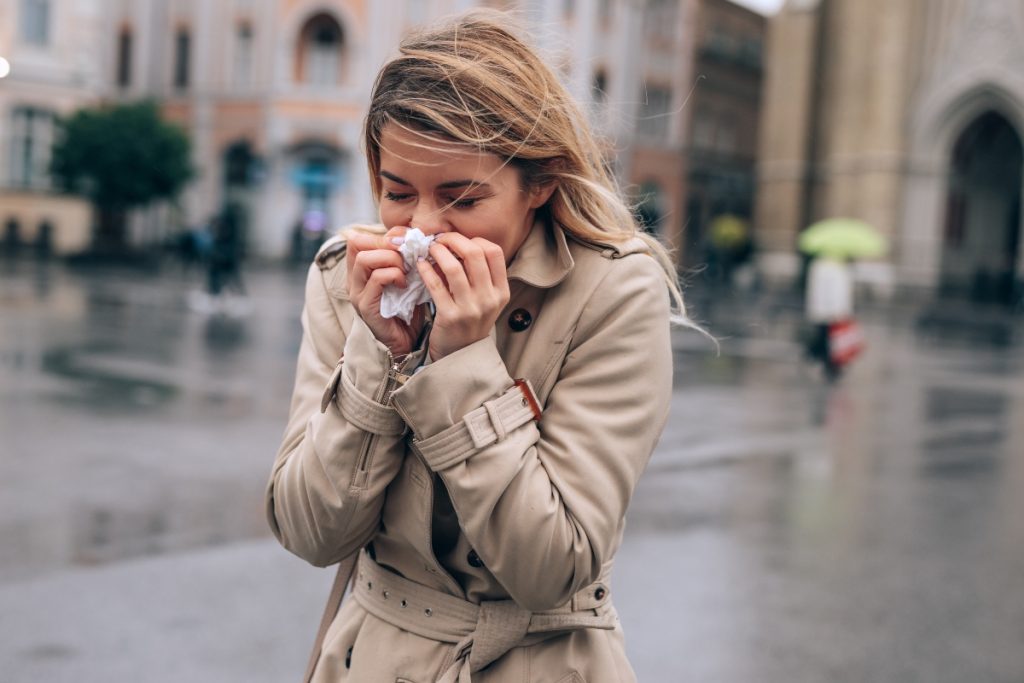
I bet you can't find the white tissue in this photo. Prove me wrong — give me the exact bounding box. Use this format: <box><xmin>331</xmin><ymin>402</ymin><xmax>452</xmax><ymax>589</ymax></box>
<box><xmin>380</xmin><ymin>228</ymin><xmax>435</xmax><ymax>324</ymax></box>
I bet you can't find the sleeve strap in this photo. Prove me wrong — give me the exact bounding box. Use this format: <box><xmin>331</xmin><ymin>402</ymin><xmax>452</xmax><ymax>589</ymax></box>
<box><xmin>415</xmin><ymin>380</ymin><xmax>541</xmax><ymax>471</ymax></box>
<box><xmin>320</xmin><ymin>359</ymin><xmax>407</xmax><ymax>436</ymax></box>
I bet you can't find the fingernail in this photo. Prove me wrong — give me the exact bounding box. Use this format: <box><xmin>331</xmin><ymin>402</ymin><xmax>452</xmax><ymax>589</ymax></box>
<box><xmin>390</xmin><ymin>237</ymin><xmax>405</xmax><ymax>246</ymax></box>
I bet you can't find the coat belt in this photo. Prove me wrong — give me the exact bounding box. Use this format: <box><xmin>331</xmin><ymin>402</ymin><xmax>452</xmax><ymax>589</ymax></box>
<box><xmin>351</xmin><ymin>551</ymin><xmax>617</xmax><ymax>682</ymax></box>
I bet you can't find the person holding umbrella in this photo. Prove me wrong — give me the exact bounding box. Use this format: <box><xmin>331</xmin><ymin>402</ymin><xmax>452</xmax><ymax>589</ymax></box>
<box><xmin>799</xmin><ymin>218</ymin><xmax>887</xmax><ymax>380</ymax></box>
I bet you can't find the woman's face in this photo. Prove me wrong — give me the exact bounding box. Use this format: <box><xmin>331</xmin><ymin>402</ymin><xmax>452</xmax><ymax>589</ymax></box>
<box><xmin>376</xmin><ymin>124</ymin><xmax>551</xmax><ymax>262</ymax></box>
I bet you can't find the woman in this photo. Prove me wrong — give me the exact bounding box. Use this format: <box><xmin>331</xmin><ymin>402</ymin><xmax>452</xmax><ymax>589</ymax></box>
<box><xmin>268</xmin><ymin>12</ymin><xmax>690</xmax><ymax>682</ymax></box>
<box><xmin>804</xmin><ymin>255</ymin><xmax>854</xmax><ymax>380</ymax></box>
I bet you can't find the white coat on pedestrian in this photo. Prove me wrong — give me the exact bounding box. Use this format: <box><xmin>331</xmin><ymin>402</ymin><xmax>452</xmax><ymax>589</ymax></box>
<box><xmin>806</xmin><ymin>257</ymin><xmax>854</xmax><ymax>323</ymax></box>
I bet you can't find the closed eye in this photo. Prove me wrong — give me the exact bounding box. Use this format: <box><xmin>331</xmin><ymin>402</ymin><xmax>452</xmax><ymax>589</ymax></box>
<box><xmin>446</xmin><ymin>196</ymin><xmax>483</xmax><ymax>209</ymax></box>
<box><xmin>384</xmin><ymin>191</ymin><xmax>413</xmax><ymax>202</ymax></box>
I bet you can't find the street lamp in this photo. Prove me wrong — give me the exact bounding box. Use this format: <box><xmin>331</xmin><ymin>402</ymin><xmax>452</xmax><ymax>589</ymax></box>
<box><xmin>0</xmin><ymin>57</ymin><xmax>10</xmax><ymax>79</ymax></box>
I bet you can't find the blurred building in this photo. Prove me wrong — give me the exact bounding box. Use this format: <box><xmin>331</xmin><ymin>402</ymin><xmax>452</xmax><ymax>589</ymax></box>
<box><xmin>2</xmin><ymin>0</ymin><xmax>764</xmax><ymax>263</ymax></box>
<box><xmin>758</xmin><ymin>0</ymin><xmax>1024</xmax><ymax>302</ymax></box>
<box><xmin>110</xmin><ymin>0</ymin><xmax>705</xmax><ymax>261</ymax></box>
<box><xmin>104</xmin><ymin>0</ymin><xmax>424</xmax><ymax>261</ymax></box>
<box><xmin>551</xmin><ymin>0</ymin><xmax>765</xmax><ymax>267</ymax></box>
<box><xmin>680</xmin><ymin>0</ymin><xmax>764</xmax><ymax>265</ymax></box>
<box><xmin>0</xmin><ymin>0</ymin><xmax>100</xmax><ymax>255</ymax></box>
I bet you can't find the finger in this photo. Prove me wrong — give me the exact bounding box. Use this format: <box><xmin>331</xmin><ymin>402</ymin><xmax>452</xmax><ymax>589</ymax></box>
<box><xmin>437</xmin><ymin>233</ymin><xmax>490</xmax><ymax>288</ymax></box>
<box><xmin>351</xmin><ymin>249</ymin><xmax>406</xmax><ymax>292</ymax></box>
<box><xmin>416</xmin><ymin>258</ymin><xmax>454</xmax><ymax>309</ymax></box>
<box><xmin>347</xmin><ymin>231</ymin><xmax>397</xmax><ymax>277</ymax></box>
<box><xmin>354</xmin><ymin>249</ymin><xmax>405</xmax><ymax>271</ymax></box>
<box><xmin>471</xmin><ymin>237</ymin><xmax>509</xmax><ymax>292</ymax></box>
<box><xmin>347</xmin><ymin>231</ymin><xmax>398</xmax><ymax>262</ymax></box>
<box><xmin>429</xmin><ymin>242</ymin><xmax>472</xmax><ymax>300</ymax></box>
<box><xmin>362</xmin><ymin>267</ymin><xmax>408</xmax><ymax>303</ymax></box>
<box><xmin>385</xmin><ymin>225</ymin><xmax>409</xmax><ymax>246</ymax></box>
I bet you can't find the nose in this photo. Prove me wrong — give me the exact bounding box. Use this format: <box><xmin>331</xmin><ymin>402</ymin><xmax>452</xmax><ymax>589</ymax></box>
<box><xmin>409</xmin><ymin>202</ymin><xmax>448</xmax><ymax>236</ymax></box>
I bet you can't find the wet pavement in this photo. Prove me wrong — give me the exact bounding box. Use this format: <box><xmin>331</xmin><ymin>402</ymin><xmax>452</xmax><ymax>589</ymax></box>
<box><xmin>1</xmin><ymin>258</ymin><xmax>1022</xmax><ymax>682</ymax></box>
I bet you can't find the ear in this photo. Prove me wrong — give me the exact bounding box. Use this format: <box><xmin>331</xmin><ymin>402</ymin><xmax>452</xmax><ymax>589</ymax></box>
<box><xmin>528</xmin><ymin>180</ymin><xmax>558</xmax><ymax>209</ymax></box>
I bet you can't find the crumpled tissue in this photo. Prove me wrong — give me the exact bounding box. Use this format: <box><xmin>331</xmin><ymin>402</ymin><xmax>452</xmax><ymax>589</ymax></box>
<box><xmin>380</xmin><ymin>227</ymin><xmax>436</xmax><ymax>324</ymax></box>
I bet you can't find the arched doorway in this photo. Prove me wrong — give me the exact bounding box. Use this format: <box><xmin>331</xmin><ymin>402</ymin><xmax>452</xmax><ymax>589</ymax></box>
<box><xmin>940</xmin><ymin>111</ymin><xmax>1023</xmax><ymax>304</ymax></box>
<box><xmin>287</xmin><ymin>140</ymin><xmax>349</xmax><ymax>261</ymax></box>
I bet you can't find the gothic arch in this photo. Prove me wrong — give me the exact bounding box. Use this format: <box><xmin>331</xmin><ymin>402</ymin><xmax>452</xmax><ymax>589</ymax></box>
<box><xmin>910</xmin><ymin>78</ymin><xmax>1024</xmax><ymax>171</ymax></box>
<box><xmin>901</xmin><ymin>79</ymin><xmax>1024</xmax><ymax>289</ymax></box>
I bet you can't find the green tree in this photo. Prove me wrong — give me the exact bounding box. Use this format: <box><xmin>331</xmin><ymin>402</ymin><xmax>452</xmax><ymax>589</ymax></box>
<box><xmin>50</xmin><ymin>101</ymin><xmax>193</xmax><ymax>249</ymax></box>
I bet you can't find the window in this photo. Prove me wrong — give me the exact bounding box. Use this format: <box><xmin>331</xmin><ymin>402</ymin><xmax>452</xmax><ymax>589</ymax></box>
<box><xmin>592</xmin><ymin>69</ymin><xmax>608</xmax><ymax>105</ymax></box>
<box><xmin>298</xmin><ymin>13</ymin><xmax>344</xmax><ymax>86</ymax></box>
<box><xmin>644</xmin><ymin>0</ymin><xmax>677</xmax><ymax>43</ymax></box>
<box><xmin>117</xmin><ymin>27</ymin><xmax>133</xmax><ymax>87</ymax></box>
<box><xmin>693</xmin><ymin>108</ymin><xmax>715</xmax><ymax>149</ymax></box>
<box><xmin>19</xmin><ymin>0</ymin><xmax>50</xmax><ymax>46</ymax></box>
<box><xmin>716</xmin><ymin>117</ymin><xmax>736</xmax><ymax>154</ymax></box>
<box><xmin>636</xmin><ymin>181</ymin><xmax>665</xmax><ymax>235</ymax></box>
<box><xmin>234</xmin><ymin>22</ymin><xmax>254</xmax><ymax>87</ymax></box>
<box><xmin>9</xmin><ymin>107</ymin><xmax>55</xmax><ymax>189</ymax></box>
<box><xmin>636</xmin><ymin>85</ymin><xmax>673</xmax><ymax>140</ymax></box>
<box><xmin>705</xmin><ymin>28</ymin><xmax>734</xmax><ymax>58</ymax></box>
<box><xmin>174</xmin><ymin>27</ymin><xmax>191</xmax><ymax>89</ymax></box>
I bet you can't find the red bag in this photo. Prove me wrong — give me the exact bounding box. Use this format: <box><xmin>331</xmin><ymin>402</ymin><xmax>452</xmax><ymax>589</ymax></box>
<box><xmin>828</xmin><ymin>319</ymin><xmax>865</xmax><ymax>366</ymax></box>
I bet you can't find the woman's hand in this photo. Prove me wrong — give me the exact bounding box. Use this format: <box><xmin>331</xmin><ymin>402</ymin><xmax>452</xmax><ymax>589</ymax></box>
<box><xmin>416</xmin><ymin>233</ymin><xmax>510</xmax><ymax>361</ymax></box>
<box><xmin>346</xmin><ymin>226</ymin><xmax>425</xmax><ymax>357</ymax></box>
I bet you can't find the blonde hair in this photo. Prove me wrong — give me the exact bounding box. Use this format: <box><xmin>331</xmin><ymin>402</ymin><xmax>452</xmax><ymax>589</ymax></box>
<box><xmin>363</xmin><ymin>10</ymin><xmax>692</xmax><ymax>326</ymax></box>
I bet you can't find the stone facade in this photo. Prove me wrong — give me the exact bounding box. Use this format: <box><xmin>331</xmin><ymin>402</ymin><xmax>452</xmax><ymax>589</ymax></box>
<box><xmin>758</xmin><ymin>0</ymin><xmax>1024</xmax><ymax>300</ymax></box>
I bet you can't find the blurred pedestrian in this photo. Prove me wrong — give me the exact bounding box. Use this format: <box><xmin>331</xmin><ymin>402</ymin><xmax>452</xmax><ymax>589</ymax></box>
<box><xmin>805</xmin><ymin>255</ymin><xmax>855</xmax><ymax>380</ymax></box>
<box><xmin>267</xmin><ymin>11</ymin><xmax>690</xmax><ymax>683</ymax></box>
<box><xmin>206</xmin><ymin>202</ymin><xmax>246</xmax><ymax>299</ymax></box>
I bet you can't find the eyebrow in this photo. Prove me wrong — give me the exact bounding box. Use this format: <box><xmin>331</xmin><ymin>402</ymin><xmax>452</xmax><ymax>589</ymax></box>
<box><xmin>380</xmin><ymin>170</ymin><xmax>491</xmax><ymax>191</ymax></box>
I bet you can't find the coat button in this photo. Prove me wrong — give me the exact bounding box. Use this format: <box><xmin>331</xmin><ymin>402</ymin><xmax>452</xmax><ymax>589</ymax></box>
<box><xmin>345</xmin><ymin>646</ymin><xmax>352</xmax><ymax>668</ymax></box>
<box><xmin>467</xmin><ymin>549</ymin><xmax>484</xmax><ymax>568</ymax></box>
<box><xmin>508</xmin><ymin>309</ymin><xmax>532</xmax><ymax>331</ymax></box>
<box><xmin>594</xmin><ymin>586</ymin><xmax>606</xmax><ymax>601</ymax></box>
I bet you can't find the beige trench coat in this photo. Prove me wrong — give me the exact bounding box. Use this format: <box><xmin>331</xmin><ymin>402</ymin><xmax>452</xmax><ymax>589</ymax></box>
<box><xmin>267</xmin><ymin>218</ymin><xmax>673</xmax><ymax>682</ymax></box>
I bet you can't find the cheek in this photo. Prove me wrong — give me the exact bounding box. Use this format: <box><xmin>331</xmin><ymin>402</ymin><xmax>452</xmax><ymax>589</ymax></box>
<box><xmin>378</xmin><ymin>202</ymin><xmax>405</xmax><ymax>228</ymax></box>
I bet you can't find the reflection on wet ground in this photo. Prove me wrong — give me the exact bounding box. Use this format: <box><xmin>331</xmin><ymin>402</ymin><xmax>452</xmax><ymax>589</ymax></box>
<box><xmin>618</xmin><ymin>290</ymin><xmax>1024</xmax><ymax>681</ymax></box>
<box><xmin>0</xmin><ymin>259</ymin><xmax>304</xmax><ymax>582</ymax></box>
<box><xmin>2</xmin><ymin>260</ymin><xmax>1023</xmax><ymax>681</ymax></box>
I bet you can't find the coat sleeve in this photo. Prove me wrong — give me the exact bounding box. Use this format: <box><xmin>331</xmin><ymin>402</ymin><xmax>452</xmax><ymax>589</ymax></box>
<box><xmin>390</xmin><ymin>254</ymin><xmax>673</xmax><ymax>611</ymax></box>
<box><xmin>266</xmin><ymin>262</ymin><xmax>420</xmax><ymax>567</ymax></box>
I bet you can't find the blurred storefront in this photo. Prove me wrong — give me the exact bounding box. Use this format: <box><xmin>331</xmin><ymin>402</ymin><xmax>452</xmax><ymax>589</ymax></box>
<box><xmin>757</xmin><ymin>0</ymin><xmax>1024</xmax><ymax>302</ymax></box>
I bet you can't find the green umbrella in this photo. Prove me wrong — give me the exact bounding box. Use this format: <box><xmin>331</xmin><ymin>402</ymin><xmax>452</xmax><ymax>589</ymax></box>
<box><xmin>798</xmin><ymin>218</ymin><xmax>888</xmax><ymax>259</ymax></box>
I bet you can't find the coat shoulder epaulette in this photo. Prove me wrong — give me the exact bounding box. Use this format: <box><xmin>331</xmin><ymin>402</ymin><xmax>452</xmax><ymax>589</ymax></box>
<box><xmin>314</xmin><ymin>223</ymin><xmax>388</xmax><ymax>271</ymax></box>
<box><xmin>314</xmin><ymin>234</ymin><xmax>348</xmax><ymax>271</ymax></box>
<box><xmin>566</xmin><ymin>231</ymin><xmax>651</xmax><ymax>260</ymax></box>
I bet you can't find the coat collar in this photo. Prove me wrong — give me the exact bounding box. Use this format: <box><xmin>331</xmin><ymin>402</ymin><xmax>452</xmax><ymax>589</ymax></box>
<box><xmin>507</xmin><ymin>218</ymin><xmax>575</xmax><ymax>289</ymax></box>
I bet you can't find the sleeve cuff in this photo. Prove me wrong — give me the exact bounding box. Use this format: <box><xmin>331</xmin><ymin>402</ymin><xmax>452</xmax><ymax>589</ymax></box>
<box><xmin>410</xmin><ymin>380</ymin><xmax>538</xmax><ymax>471</ymax></box>
<box><xmin>319</xmin><ymin>317</ymin><xmax>427</xmax><ymax>435</ymax></box>
<box><xmin>390</xmin><ymin>336</ymin><xmax>514</xmax><ymax>441</ymax></box>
